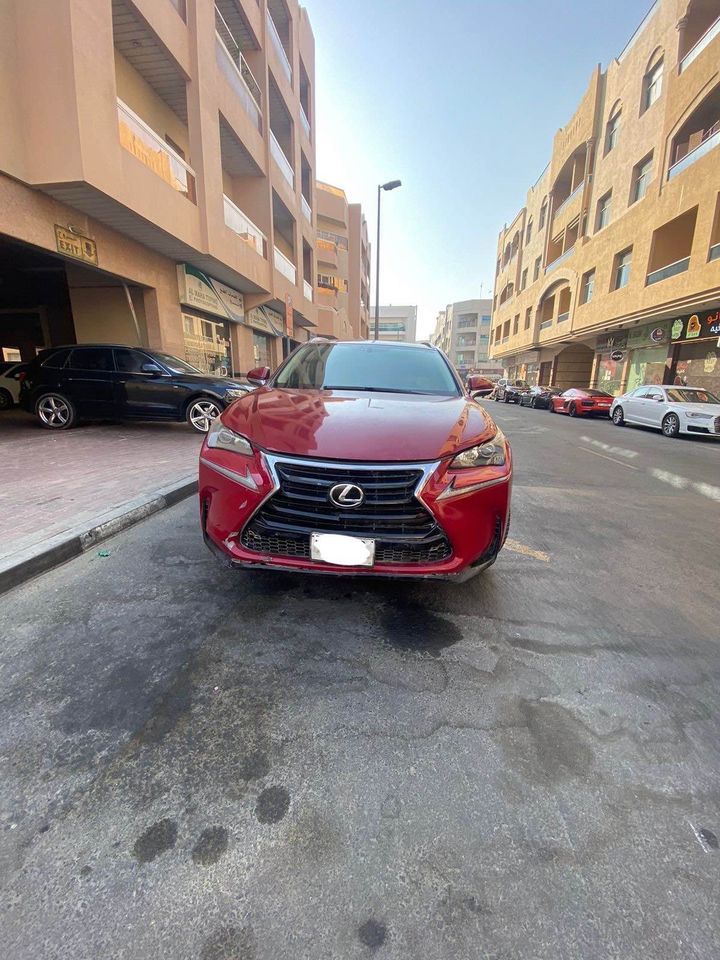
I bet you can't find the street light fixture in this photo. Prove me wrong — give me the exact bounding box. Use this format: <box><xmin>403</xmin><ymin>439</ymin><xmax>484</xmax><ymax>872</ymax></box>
<box><xmin>374</xmin><ymin>179</ymin><xmax>402</xmax><ymax>340</ymax></box>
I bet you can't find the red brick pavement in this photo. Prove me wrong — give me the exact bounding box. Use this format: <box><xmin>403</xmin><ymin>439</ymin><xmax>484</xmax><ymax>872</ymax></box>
<box><xmin>0</xmin><ymin>411</ymin><xmax>201</xmax><ymax>561</ymax></box>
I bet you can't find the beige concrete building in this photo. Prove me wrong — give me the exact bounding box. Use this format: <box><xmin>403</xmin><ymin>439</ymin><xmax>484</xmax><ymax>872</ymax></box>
<box><xmin>374</xmin><ymin>305</ymin><xmax>417</xmax><ymax>342</ymax></box>
<box><xmin>430</xmin><ymin>299</ymin><xmax>498</xmax><ymax>377</ymax></box>
<box><xmin>490</xmin><ymin>0</ymin><xmax>720</xmax><ymax>395</ymax></box>
<box><xmin>0</xmin><ymin>0</ymin><xmax>319</xmax><ymax>376</ymax></box>
<box><xmin>315</xmin><ymin>181</ymin><xmax>370</xmax><ymax>340</ymax></box>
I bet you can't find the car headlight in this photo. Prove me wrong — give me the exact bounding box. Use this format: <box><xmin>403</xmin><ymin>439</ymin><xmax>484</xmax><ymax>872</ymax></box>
<box><xmin>451</xmin><ymin>432</ymin><xmax>507</xmax><ymax>468</ymax></box>
<box><xmin>686</xmin><ymin>412</ymin><xmax>712</xmax><ymax>419</ymax></box>
<box><xmin>206</xmin><ymin>420</ymin><xmax>253</xmax><ymax>455</ymax></box>
<box><xmin>224</xmin><ymin>387</ymin><xmax>249</xmax><ymax>399</ymax></box>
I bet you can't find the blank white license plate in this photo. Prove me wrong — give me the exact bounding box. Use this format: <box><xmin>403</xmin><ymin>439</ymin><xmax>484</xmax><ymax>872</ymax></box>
<box><xmin>310</xmin><ymin>533</ymin><xmax>375</xmax><ymax>567</ymax></box>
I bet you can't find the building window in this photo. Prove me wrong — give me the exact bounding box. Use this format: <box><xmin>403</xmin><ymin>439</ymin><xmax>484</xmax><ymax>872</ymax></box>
<box><xmin>526</xmin><ymin>218</ymin><xmax>533</xmax><ymax>244</ymax></box>
<box><xmin>496</xmin><ymin>257</ymin><xmax>501</xmax><ymax>276</ymax></box>
<box><xmin>596</xmin><ymin>191</ymin><xmax>612</xmax><ymax>232</ymax></box>
<box><xmin>502</xmin><ymin>320</ymin><xmax>511</xmax><ymax>340</ymax></box>
<box><xmin>605</xmin><ymin>110</ymin><xmax>621</xmax><ymax>154</ymax></box>
<box><xmin>481</xmin><ymin>315</ymin><xmax>491</xmax><ymax>324</ymax></box>
<box><xmin>513</xmin><ymin>314</ymin><xmax>519</xmax><ymax>336</ymax></box>
<box><xmin>524</xmin><ymin>307</ymin><xmax>532</xmax><ymax>330</ymax></box>
<box><xmin>520</xmin><ymin>268</ymin><xmax>528</xmax><ymax>291</ymax></box>
<box><xmin>631</xmin><ymin>152</ymin><xmax>653</xmax><ymax>203</ymax></box>
<box><xmin>613</xmin><ymin>248</ymin><xmax>632</xmax><ymax>290</ymax></box>
<box><xmin>533</xmin><ymin>256</ymin><xmax>541</xmax><ymax>281</ymax></box>
<box><xmin>580</xmin><ymin>269</ymin><xmax>595</xmax><ymax>304</ymax></box>
<box><xmin>642</xmin><ymin>58</ymin><xmax>663</xmax><ymax>113</ymax></box>
<box><xmin>539</xmin><ymin>199</ymin><xmax>548</xmax><ymax>230</ymax></box>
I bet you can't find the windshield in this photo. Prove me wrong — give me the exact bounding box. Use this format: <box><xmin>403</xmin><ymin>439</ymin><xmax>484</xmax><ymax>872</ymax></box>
<box><xmin>666</xmin><ymin>388</ymin><xmax>719</xmax><ymax>404</ymax></box>
<box><xmin>274</xmin><ymin>342</ymin><xmax>460</xmax><ymax>396</ymax></box>
<box><xmin>154</xmin><ymin>353</ymin><xmax>203</xmax><ymax>375</ymax></box>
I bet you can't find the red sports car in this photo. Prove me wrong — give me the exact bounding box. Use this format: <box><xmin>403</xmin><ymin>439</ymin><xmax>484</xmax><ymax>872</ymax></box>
<box><xmin>550</xmin><ymin>388</ymin><xmax>614</xmax><ymax>417</ymax></box>
<box><xmin>199</xmin><ymin>340</ymin><xmax>512</xmax><ymax>582</ymax></box>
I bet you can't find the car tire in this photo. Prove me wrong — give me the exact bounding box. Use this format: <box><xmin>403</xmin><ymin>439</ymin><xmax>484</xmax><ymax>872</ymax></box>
<box><xmin>530</xmin><ymin>397</ymin><xmax>537</xmax><ymax>409</ymax></box>
<box><xmin>568</xmin><ymin>402</ymin><xmax>577</xmax><ymax>418</ymax></box>
<box><xmin>186</xmin><ymin>396</ymin><xmax>223</xmax><ymax>433</ymax></box>
<box><xmin>503</xmin><ymin>395</ymin><xmax>510</xmax><ymax>403</ymax></box>
<box><xmin>612</xmin><ymin>406</ymin><xmax>625</xmax><ymax>426</ymax></box>
<box><xmin>493</xmin><ymin>395</ymin><xmax>499</xmax><ymax>402</ymax></box>
<box><xmin>662</xmin><ymin>412</ymin><xmax>681</xmax><ymax>438</ymax></box>
<box><xmin>0</xmin><ymin>388</ymin><xmax>13</xmax><ymax>410</ymax></box>
<box><xmin>36</xmin><ymin>392</ymin><xmax>77</xmax><ymax>429</ymax></box>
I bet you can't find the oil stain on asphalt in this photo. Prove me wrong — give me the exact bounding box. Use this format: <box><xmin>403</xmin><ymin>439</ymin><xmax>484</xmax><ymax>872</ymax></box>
<box><xmin>200</xmin><ymin>924</ymin><xmax>255</xmax><ymax>960</ymax></box>
<box><xmin>132</xmin><ymin>818</ymin><xmax>177</xmax><ymax>863</ymax></box>
<box><xmin>358</xmin><ymin>918</ymin><xmax>387</xmax><ymax>949</ymax></box>
<box><xmin>381</xmin><ymin>602</ymin><xmax>462</xmax><ymax>657</ymax></box>
<box><xmin>191</xmin><ymin>826</ymin><xmax>229</xmax><ymax>865</ymax></box>
<box><xmin>255</xmin><ymin>785</ymin><xmax>290</xmax><ymax>824</ymax></box>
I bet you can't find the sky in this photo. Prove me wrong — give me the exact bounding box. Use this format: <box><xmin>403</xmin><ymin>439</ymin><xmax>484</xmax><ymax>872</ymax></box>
<box><xmin>304</xmin><ymin>0</ymin><xmax>652</xmax><ymax>339</ymax></box>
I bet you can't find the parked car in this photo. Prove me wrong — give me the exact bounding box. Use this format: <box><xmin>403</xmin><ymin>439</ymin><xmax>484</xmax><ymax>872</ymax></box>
<box><xmin>20</xmin><ymin>344</ymin><xmax>255</xmax><ymax>433</ymax></box>
<box><xmin>519</xmin><ymin>385</ymin><xmax>562</xmax><ymax>409</ymax></box>
<box><xmin>466</xmin><ymin>374</ymin><xmax>495</xmax><ymax>397</ymax></box>
<box><xmin>549</xmin><ymin>388</ymin><xmax>614</xmax><ymax>417</ymax></box>
<box><xmin>611</xmin><ymin>385</ymin><xmax>720</xmax><ymax>438</ymax></box>
<box><xmin>493</xmin><ymin>378</ymin><xmax>530</xmax><ymax>402</ymax></box>
<box><xmin>0</xmin><ymin>362</ymin><xmax>30</xmax><ymax>410</ymax></box>
<box><xmin>200</xmin><ymin>339</ymin><xmax>512</xmax><ymax>582</ymax></box>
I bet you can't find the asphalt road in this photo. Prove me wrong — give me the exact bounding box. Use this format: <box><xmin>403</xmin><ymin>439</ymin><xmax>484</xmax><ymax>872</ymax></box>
<box><xmin>1</xmin><ymin>402</ymin><xmax>719</xmax><ymax>960</ymax></box>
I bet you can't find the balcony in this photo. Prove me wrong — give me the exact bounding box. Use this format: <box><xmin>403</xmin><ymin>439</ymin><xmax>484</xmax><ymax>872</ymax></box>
<box><xmin>710</xmin><ymin>243</ymin><xmax>720</xmax><ymax>262</ymax></box>
<box><xmin>270</xmin><ymin>131</ymin><xmax>294</xmax><ymax>188</ymax></box>
<box><xmin>301</xmin><ymin>195</ymin><xmax>311</xmax><ymax>223</ymax></box>
<box><xmin>669</xmin><ymin>122</ymin><xmax>720</xmax><ymax>179</ymax></box>
<box><xmin>680</xmin><ymin>16</ymin><xmax>720</xmax><ymax>72</ymax></box>
<box><xmin>300</xmin><ymin>105</ymin><xmax>311</xmax><ymax>139</ymax></box>
<box><xmin>303</xmin><ymin>279</ymin><xmax>313</xmax><ymax>302</ymax></box>
<box><xmin>215</xmin><ymin>8</ymin><xmax>262</xmax><ymax>131</ymax></box>
<box><xmin>646</xmin><ymin>256</ymin><xmax>690</xmax><ymax>285</ymax></box>
<box><xmin>223</xmin><ymin>195</ymin><xmax>267</xmax><ymax>257</ymax></box>
<box><xmin>117</xmin><ymin>98</ymin><xmax>196</xmax><ymax>202</ymax></box>
<box><xmin>267</xmin><ymin>10</ymin><xmax>292</xmax><ymax>85</ymax></box>
<box><xmin>553</xmin><ymin>181</ymin><xmax>583</xmax><ymax>219</ymax></box>
<box><xmin>545</xmin><ymin>246</ymin><xmax>575</xmax><ymax>273</ymax></box>
<box><xmin>274</xmin><ymin>246</ymin><xmax>296</xmax><ymax>283</ymax></box>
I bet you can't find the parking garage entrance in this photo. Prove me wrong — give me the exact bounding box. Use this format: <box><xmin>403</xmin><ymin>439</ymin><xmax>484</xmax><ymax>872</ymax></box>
<box><xmin>0</xmin><ymin>234</ymin><xmax>148</xmax><ymax>363</ymax></box>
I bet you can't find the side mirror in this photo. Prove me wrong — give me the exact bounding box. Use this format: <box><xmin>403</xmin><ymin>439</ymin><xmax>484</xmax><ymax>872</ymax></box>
<box><xmin>141</xmin><ymin>362</ymin><xmax>164</xmax><ymax>375</ymax></box>
<box><xmin>247</xmin><ymin>366</ymin><xmax>271</xmax><ymax>385</ymax></box>
<box><xmin>654</xmin><ymin>394</ymin><xmax>664</xmax><ymax>401</ymax></box>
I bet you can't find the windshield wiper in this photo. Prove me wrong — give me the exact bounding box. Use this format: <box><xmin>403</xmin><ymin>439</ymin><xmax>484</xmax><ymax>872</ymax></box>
<box><xmin>321</xmin><ymin>385</ymin><xmax>430</xmax><ymax>395</ymax></box>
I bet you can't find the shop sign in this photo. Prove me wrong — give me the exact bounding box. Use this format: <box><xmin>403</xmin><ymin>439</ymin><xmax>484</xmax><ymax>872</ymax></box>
<box><xmin>55</xmin><ymin>225</ymin><xmax>98</xmax><ymax>265</ymax></box>
<box><xmin>177</xmin><ymin>264</ymin><xmax>244</xmax><ymax>323</ymax></box>
<box><xmin>626</xmin><ymin>321</ymin><xmax>670</xmax><ymax>349</ymax></box>
<box><xmin>671</xmin><ymin>308</ymin><xmax>720</xmax><ymax>342</ymax></box>
<box><xmin>610</xmin><ymin>349</ymin><xmax>625</xmax><ymax>362</ymax></box>
<box><xmin>596</xmin><ymin>332</ymin><xmax>627</xmax><ymax>351</ymax></box>
<box><xmin>245</xmin><ymin>305</ymin><xmax>283</xmax><ymax>336</ymax></box>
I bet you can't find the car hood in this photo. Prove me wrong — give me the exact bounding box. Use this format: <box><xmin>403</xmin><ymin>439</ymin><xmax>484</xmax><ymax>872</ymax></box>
<box><xmin>222</xmin><ymin>388</ymin><xmax>497</xmax><ymax>462</ymax></box>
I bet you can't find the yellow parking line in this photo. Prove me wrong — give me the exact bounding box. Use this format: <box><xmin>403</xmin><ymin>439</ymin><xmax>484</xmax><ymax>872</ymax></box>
<box><xmin>504</xmin><ymin>538</ymin><xmax>550</xmax><ymax>562</ymax></box>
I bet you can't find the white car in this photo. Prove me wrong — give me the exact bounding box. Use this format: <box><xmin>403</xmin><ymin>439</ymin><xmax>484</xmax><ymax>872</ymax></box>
<box><xmin>610</xmin><ymin>385</ymin><xmax>720</xmax><ymax>438</ymax></box>
<box><xmin>0</xmin><ymin>362</ymin><xmax>27</xmax><ymax>410</ymax></box>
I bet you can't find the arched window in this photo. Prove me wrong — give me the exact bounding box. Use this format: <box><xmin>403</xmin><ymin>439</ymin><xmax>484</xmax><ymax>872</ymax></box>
<box><xmin>605</xmin><ymin>103</ymin><xmax>622</xmax><ymax>154</ymax></box>
<box><xmin>539</xmin><ymin>198</ymin><xmax>548</xmax><ymax>230</ymax></box>
<box><xmin>642</xmin><ymin>52</ymin><xmax>664</xmax><ymax>114</ymax></box>
<box><xmin>526</xmin><ymin>217</ymin><xmax>533</xmax><ymax>244</ymax></box>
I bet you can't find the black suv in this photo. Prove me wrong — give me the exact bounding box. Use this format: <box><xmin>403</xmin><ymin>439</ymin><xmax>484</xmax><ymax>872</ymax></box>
<box><xmin>20</xmin><ymin>344</ymin><xmax>255</xmax><ymax>433</ymax></box>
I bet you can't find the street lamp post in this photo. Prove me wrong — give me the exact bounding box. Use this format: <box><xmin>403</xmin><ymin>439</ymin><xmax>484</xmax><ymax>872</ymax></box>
<box><xmin>374</xmin><ymin>179</ymin><xmax>402</xmax><ymax>340</ymax></box>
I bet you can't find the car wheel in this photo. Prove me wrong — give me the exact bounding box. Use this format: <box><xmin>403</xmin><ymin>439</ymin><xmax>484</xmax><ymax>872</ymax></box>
<box><xmin>568</xmin><ymin>402</ymin><xmax>577</xmax><ymax>418</ymax></box>
<box><xmin>36</xmin><ymin>392</ymin><xmax>77</xmax><ymax>429</ymax></box>
<box><xmin>186</xmin><ymin>397</ymin><xmax>222</xmax><ymax>433</ymax></box>
<box><xmin>0</xmin><ymin>388</ymin><xmax>13</xmax><ymax>410</ymax></box>
<box><xmin>662</xmin><ymin>412</ymin><xmax>680</xmax><ymax>438</ymax></box>
<box><xmin>612</xmin><ymin>406</ymin><xmax>625</xmax><ymax>426</ymax></box>
<box><xmin>530</xmin><ymin>397</ymin><xmax>537</xmax><ymax>409</ymax></box>
<box><xmin>503</xmin><ymin>395</ymin><xmax>510</xmax><ymax>403</ymax></box>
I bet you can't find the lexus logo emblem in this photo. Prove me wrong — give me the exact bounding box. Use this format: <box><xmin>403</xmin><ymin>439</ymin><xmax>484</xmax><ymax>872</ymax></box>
<box><xmin>329</xmin><ymin>483</ymin><xmax>365</xmax><ymax>508</ymax></box>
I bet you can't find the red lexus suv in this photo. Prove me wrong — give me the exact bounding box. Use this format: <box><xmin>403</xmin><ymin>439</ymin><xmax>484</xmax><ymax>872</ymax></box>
<box><xmin>199</xmin><ymin>340</ymin><xmax>512</xmax><ymax>582</ymax></box>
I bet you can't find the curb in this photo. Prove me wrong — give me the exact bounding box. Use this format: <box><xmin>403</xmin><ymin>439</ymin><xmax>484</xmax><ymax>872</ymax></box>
<box><xmin>0</xmin><ymin>476</ymin><xmax>198</xmax><ymax>596</ymax></box>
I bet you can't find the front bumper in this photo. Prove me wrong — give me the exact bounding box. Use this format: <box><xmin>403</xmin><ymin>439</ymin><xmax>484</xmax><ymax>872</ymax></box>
<box><xmin>199</xmin><ymin>449</ymin><xmax>512</xmax><ymax>581</ymax></box>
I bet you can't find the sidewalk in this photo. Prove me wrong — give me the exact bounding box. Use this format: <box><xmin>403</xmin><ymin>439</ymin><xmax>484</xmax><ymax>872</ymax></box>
<box><xmin>0</xmin><ymin>411</ymin><xmax>201</xmax><ymax>589</ymax></box>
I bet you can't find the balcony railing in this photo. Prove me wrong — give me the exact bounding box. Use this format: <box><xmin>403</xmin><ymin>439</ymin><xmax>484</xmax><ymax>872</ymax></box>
<box><xmin>646</xmin><ymin>255</ymin><xmax>691</xmax><ymax>285</ymax></box>
<box><xmin>270</xmin><ymin>131</ymin><xmax>294</xmax><ymax>187</ymax></box>
<box><xmin>266</xmin><ymin>10</ymin><xmax>292</xmax><ymax>84</ymax></box>
<box><xmin>680</xmin><ymin>16</ymin><xmax>720</xmax><ymax>72</ymax></box>
<box><xmin>669</xmin><ymin>123</ymin><xmax>720</xmax><ymax>179</ymax></box>
<box><xmin>557</xmin><ymin>311</ymin><xmax>570</xmax><ymax>323</ymax></box>
<box><xmin>300</xmin><ymin>105</ymin><xmax>311</xmax><ymax>139</ymax></box>
<box><xmin>274</xmin><ymin>246</ymin><xmax>296</xmax><ymax>283</ymax></box>
<box><xmin>710</xmin><ymin>242</ymin><xmax>720</xmax><ymax>262</ymax></box>
<box><xmin>117</xmin><ymin>98</ymin><xmax>196</xmax><ymax>202</ymax></box>
<box><xmin>215</xmin><ymin>8</ymin><xmax>262</xmax><ymax>129</ymax></box>
<box><xmin>545</xmin><ymin>246</ymin><xmax>575</xmax><ymax>273</ymax></box>
<box><xmin>303</xmin><ymin>279</ymin><xmax>313</xmax><ymax>302</ymax></box>
<box><xmin>223</xmin><ymin>195</ymin><xmax>267</xmax><ymax>257</ymax></box>
<box><xmin>553</xmin><ymin>181</ymin><xmax>583</xmax><ymax>219</ymax></box>
<box><xmin>301</xmin><ymin>195</ymin><xmax>311</xmax><ymax>223</ymax></box>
